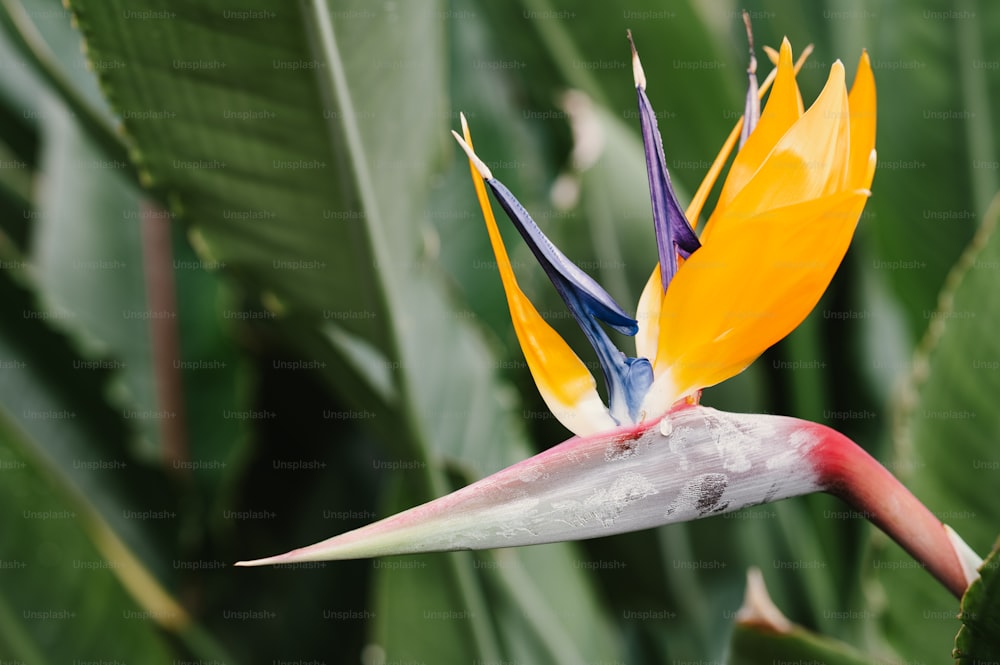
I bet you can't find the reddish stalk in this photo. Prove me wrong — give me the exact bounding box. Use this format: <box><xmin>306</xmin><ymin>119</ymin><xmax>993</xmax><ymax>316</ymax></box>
<box><xmin>140</xmin><ymin>200</ymin><xmax>189</xmax><ymax>476</ymax></box>
<box><xmin>806</xmin><ymin>422</ymin><xmax>970</xmax><ymax>599</ymax></box>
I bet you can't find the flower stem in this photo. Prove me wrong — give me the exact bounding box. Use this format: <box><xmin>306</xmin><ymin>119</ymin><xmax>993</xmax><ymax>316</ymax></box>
<box><xmin>140</xmin><ymin>200</ymin><xmax>189</xmax><ymax>475</ymax></box>
<box><xmin>806</xmin><ymin>422</ymin><xmax>971</xmax><ymax>598</ymax></box>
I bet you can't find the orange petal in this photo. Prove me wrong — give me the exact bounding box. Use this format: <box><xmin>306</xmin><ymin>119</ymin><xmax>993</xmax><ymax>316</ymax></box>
<box><xmin>458</xmin><ymin>117</ymin><xmax>616</xmax><ymax>436</ymax></box>
<box><xmin>718</xmin><ymin>61</ymin><xmax>851</xmax><ymax>222</ymax></box>
<box><xmin>847</xmin><ymin>51</ymin><xmax>877</xmax><ymax>190</ymax></box>
<box><xmin>686</xmin><ymin>42</ymin><xmax>813</xmax><ymax>227</ymax></box>
<box><xmin>707</xmin><ymin>38</ymin><xmax>803</xmax><ymax>237</ymax></box>
<box><xmin>643</xmin><ymin>190</ymin><xmax>870</xmax><ymax>413</ymax></box>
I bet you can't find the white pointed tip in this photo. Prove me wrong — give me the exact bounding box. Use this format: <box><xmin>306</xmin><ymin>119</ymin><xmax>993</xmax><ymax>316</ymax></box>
<box><xmin>944</xmin><ymin>524</ymin><xmax>983</xmax><ymax>589</ymax></box>
<box><xmin>742</xmin><ymin>10</ymin><xmax>756</xmax><ymax>63</ymax></box>
<box><xmin>234</xmin><ymin>540</ymin><xmax>350</xmax><ymax>567</ymax></box>
<box><xmin>233</xmin><ymin>554</ymin><xmax>291</xmax><ymax>567</ymax></box>
<box><xmin>632</xmin><ymin>53</ymin><xmax>647</xmax><ymax>90</ymax></box>
<box><xmin>451</xmin><ymin>130</ymin><xmax>494</xmax><ymax>180</ymax></box>
<box><xmin>735</xmin><ymin>567</ymin><xmax>793</xmax><ymax>632</ymax></box>
<box><xmin>861</xmin><ymin>149</ymin><xmax>878</xmax><ymax>188</ymax></box>
<box><xmin>459</xmin><ymin>111</ymin><xmax>469</xmax><ymax>135</ymax></box>
<box><xmin>626</xmin><ymin>30</ymin><xmax>646</xmax><ymax>90</ymax></box>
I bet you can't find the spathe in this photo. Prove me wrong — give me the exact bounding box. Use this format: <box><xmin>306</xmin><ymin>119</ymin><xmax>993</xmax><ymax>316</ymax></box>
<box><xmin>237</xmin><ymin>405</ymin><xmax>975</xmax><ymax>598</ymax></box>
<box><xmin>236</xmin><ymin>406</ymin><xmax>819</xmax><ymax>563</ymax></box>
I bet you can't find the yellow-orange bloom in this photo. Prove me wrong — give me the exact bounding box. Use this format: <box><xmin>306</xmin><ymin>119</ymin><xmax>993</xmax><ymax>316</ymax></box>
<box><xmin>455</xmin><ymin>37</ymin><xmax>877</xmax><ymax>436</ymax></box>
<box><xmin>642</xmin><ymin>40</ymin><xmax>876</xmax><ymax>415</ymax></box>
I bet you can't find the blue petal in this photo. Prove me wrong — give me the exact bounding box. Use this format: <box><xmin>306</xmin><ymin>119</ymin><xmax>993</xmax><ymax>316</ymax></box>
<box><xmin>628</xmin><ymin>33</ymin><xmax>701</xmax><ymax>293</ymax></box>
<box><xmin>635</xmin><ymin>86</ymin><xmax>701</xmax><ymax>291</ymax></box>
<box><xmin>486</xmin><ymin>178</ymin><xmax>637</xmax><ymax>336</ymax></box>
<box><xmin>484</xmin><ymin>176</ymin><xmax>653</xmax><ymax>422</ymax></box>
<box><xmin>621</xmin><ymin>356</ymin><xmax>654</xmax><ymax>421</ymax></box>
<box><xmin>570</xmin><ymin>289</ymin><xmax>654</xmax><ymax>424</ymax></box>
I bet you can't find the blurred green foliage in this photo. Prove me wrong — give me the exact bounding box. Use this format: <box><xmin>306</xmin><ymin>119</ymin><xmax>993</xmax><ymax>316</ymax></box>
<box><xmin>0</xmin><ymin>0</ymin><xmax>997</xmax><ymax>662</ymax></box>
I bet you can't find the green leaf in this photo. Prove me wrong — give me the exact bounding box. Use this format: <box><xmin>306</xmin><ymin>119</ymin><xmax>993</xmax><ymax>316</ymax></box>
<box><xmin>483</xmin><ymin>544</ymin><xmax>621</xmax><ymax>665</ymax></box>
<box><xmin>370</xmin><ymin>551</ymin><xmax>484</xmax><ymax>662</ymax></box>
<box><xmin>0</xmin><ymin>266</ymin><xmax>175</xmax><ymax>578</ymax></box>
<box><xmin>0</xmin><ymin>432</ymin><xmax>175</xmax><ymax>664</ymax></box>
<box><xmin>30</xmin><ymin>97</ymin><xmax>251</xmax><ymax>499</ymax></box>
<box><xmin>66</xmin><ymin>0</ymin><xmax>439</xmax><ymax>369</ymax></box>
<box><xmin>898</xmin><ymin>193</ymin><xmax>1000</xmax><ymax>555</ymax></box>
<box><xmin>873</xmin><ymin>193</ymin><xmax>1000</xmax><ymax>660</ymax></box>
<box><xmin>955</xmin><ymin>539</ymin><xmax>1000</xmax><ymax>663</ymax></box>
<box><xmin>0</xmin><ymin>269</ymin><xmax>233</xmax><ymax>663</ymax></box>
<box><xmin>0</xmin><ymin>0</ymin><xmax>108</xmax><ymax>109</ymax></box>
<box><xmin>727</xmin><ymin>563</ymin><xmax>879</xmax><ymax>665</ymax></box>
<box><xmin>729</xmin><ymin>622</ymin><xmax>881</xmax><ymax>665</ymax></box>
<box><xmin>838</xmin><ymin>2</ymin><xmax>999</xmax><ymax>341</ymax></box>
<box><xmin>0</xmin><ymin>0</ymin><xmax>131</xmax><ymax>176</ymax></box>
<box><xmin>31</xmin><ymin>101</ymin><xmax>161</xmax><ymax>451</ymax></box>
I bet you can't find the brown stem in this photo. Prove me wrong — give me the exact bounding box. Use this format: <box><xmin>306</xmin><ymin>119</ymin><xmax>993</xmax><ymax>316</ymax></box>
<box><xmin>140</xmin><ymin>200</ymin><xmax>189</xmax><ymax>476</ymax></box>
<box><xmin>807</xmin><ymin>422</ymin><xmax>969</xmax><ymax>599</ymax></box>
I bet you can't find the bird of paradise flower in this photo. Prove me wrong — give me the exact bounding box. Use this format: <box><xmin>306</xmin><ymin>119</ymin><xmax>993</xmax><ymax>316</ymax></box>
<box><xmin>238</xmin><ymin>28</ymin><xmax>979</xmax><ymax>599</ymax></box>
